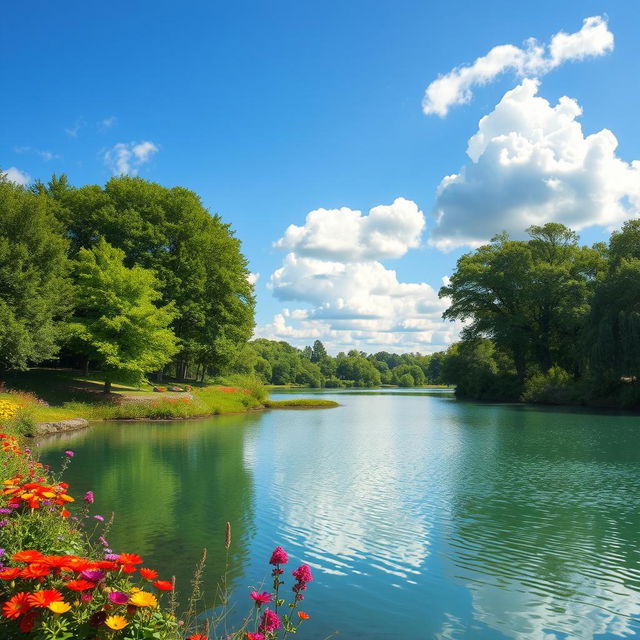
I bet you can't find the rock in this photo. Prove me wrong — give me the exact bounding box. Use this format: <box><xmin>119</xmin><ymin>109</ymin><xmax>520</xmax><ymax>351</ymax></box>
<box><xmin>36</xmin><ymin>418</ymin><xmax>89</xmax><ymax>435</ymax></box>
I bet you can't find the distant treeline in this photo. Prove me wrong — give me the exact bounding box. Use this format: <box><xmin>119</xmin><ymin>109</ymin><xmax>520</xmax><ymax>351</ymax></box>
<box><xmin>229</xmin><ymin>339</ymin><xmax>446</xmax><ymax>388</ymax></box>
<box><xmin>0</xmin><ymin>174</ymin><xmax>254</xmax><ymax>391</ymax></box>
<box><xmin>438</xmin><ymin>222</ymin><xmax>640</xmax><ymax>408</ymax></box>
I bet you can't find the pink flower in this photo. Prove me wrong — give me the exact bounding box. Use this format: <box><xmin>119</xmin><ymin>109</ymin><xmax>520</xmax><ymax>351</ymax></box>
<box><xmin>250</xmin><ymin>591</ymin><xmax>272</xmax><ymax>606</ymax></box>
<box><xmin>81</xmin><ymin>593</ymin><xmax>93</xmax><ymax>602</ymax></box>
<box><xmin>292</xmin><ymin>564</ymin><xmax>313</xmax><ymax>583</ymax></box>
<box><xmin>83</xmin><ymin>491</ymin><xmax>94</xmax><ymax>504</ymax></box>
<box><xmin>246</xmin><ymin>634</ymin><xmax>265</xmax><ymax>640</ymax></box>
<box><xmin>269</xmin><ymin>546</ymin><xmax>288</xmax><ymax>565</ymax></box>
<box><xmin>64</xmin><ymin>450</ymin><xmax>74</xmax><ymax>457</ymax></box>
<box><xmin>259</xmin><ymin>609</ymin><xmax>281</xmax><ymax>633</ymax></box>
<box><xmin>108</xmin><ymin>592</ymin><xmax>129</xmax><ymax>604</ymax></box>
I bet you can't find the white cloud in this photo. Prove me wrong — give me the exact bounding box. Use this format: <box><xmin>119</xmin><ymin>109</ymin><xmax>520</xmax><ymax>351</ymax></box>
<box><xmin>2</xmin><ymin>167</ymin><xmax>31</xmax><ymax>186</ymax></box>
<box><xmin>64</xmin><ymin>118</ymin><xmax>86</xmax><ymax>137</ymax></box>
<box><xmin>247</xmin><ymin>272</ymin><xmax>260</xmax><ymax>285</ymax></box>
<box><xmin>423</xmin><ymin>16</ymin><xmax>613</xmax><ymax>117</ymax></box>
<box><xmin>274</xmin><ymin>197</ymin><xmax>425</xmax><ymax>261</ymax></box>
<box><xmin>430</xmin><ymin>79</ymin><xmax>640</xmax><ymax>250</ymax></box>
<box><xmin>257</xmin><ymin>198</ymin><xmax>460</xmax><ymax>353</ymax></box>
<box><xmin>103</xmin><ymin>141</ymin><xmax>159</xmax><ymax>176</ymax></box>
<box><xmin>14</xmin><ymin>146</ymin><xmax>59</xmax><ymax>161</ymax></box>
<box><xmin>98</xmin><ymin>116</ymin><xmax>117</xmax><ymax>130</ymax></box>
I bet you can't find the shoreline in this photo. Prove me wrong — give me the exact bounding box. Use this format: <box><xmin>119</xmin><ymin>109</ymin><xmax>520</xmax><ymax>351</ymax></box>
<box><xmin>32</xmin><ymin>398</ymin><xmax>340</xmax><ymax>436</ymax></box>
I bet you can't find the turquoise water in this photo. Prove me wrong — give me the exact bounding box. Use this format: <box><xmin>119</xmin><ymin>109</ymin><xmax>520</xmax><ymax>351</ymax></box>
<box><xmin>39</xmin><ymin>390</ymin><xmax>640</xmax><ymax>639</ymax></box>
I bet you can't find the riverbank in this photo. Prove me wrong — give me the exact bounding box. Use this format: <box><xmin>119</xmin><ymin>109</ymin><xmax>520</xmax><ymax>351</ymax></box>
<box><xmin>0</xmin><ymin>370</ymin><xmax>338</xmax><ymax>437</ymax></box>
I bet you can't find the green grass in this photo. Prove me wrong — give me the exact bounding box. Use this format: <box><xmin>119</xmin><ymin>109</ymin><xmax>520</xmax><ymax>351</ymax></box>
<box><xmin>0</xmin><ymin>370</ymin><xmax>335</xmax><ymax>431</ymax></box>
<box><xmin>264</xmin><ymin>398</ymin><xmax>339</xmax><ymax>408</ymax></box>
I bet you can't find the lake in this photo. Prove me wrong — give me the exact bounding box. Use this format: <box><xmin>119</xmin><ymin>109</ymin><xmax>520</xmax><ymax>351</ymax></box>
<box><xmin>39</xmin><ymin>389</ymin><xmax>640</xmax><ymax>639</ymax></box>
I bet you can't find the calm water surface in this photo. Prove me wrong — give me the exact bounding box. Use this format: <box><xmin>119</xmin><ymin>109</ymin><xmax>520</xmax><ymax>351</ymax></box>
<box><xmin>39</xmin><ymin>390</ymin><xmax>640</xmax><ymax>639</ymax></box>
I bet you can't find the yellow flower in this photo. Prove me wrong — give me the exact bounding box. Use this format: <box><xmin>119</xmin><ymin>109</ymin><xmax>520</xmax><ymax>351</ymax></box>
<box><xmin>129</xmin><ymin>591</ymin><xmax>158</xmax><ymax>608</ymax></box>
<box><xmin>48</xmin><ymin>601</ymin><xmax>71</xmax><ymax>614</ymax></box>
<box><xmin>105</xmin><ymin>615</ymin><xmax>128</xmax><ymax>630</ymax></box>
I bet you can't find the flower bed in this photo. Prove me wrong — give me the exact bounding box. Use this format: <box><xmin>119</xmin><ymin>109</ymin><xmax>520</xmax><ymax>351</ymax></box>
<box><xmin>0</xmin><ymin>431</ymin><xmax>314</xmax><ymax>639</ymax></box>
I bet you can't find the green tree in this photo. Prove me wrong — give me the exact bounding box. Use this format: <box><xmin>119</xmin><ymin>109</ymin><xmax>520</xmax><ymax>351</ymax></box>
<box><xmin>47</xmin><ymin>176</ymin><xmax>254</xmax><ymax>378</ymax></box>
<box><xmin>0</xmin><ymin>176</ymin><xmax>72</xmax><ymax>369</ymax></box>
<box><xmin>69</xmin><ymin>238</ymin><xmax>179</xmax><ymax>392</ymax></box>
<box><xmin>310</xmin><ymin>339</ymin><xmax>327</xmax><ymax>363</ymax></box>
<box><xmin>440</xmin><ymin>224</ymin><xmax>604</xmax><ymax>382</ymax></box>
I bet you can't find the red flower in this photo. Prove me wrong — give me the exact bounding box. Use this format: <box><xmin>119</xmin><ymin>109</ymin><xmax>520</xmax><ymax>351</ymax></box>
<box><xmin>297</xmin><ymin>611</ymin><xmax>310</xmax><ymax>620</ymax></box>
<box><xmin>188</xmin><ymin>635</ymin><xmax>209</xmax><ymax>640</ymax></box>
<box><xmin>140</xmin><ymin>568</ymin><xmax>158</xmax><ymax>580</ymax></box>
<box><xmin>21</xmin><ymin>563</ymin><xmax>51</xmax><ymax>578</ymax></box>
<box><xmin>12</xmin><ymin>550</ymin><xmax>44</xmax><ymax>563</ymax></box>
<box><xmin>122</xmin><ymin>564</ymin><xmax>137</xmax><ymax>574</ymax></box>
<box><xmin>153</xmin><ymin>580</ymin><xmax>174</xmax><ymax>591</ymax></box>
<box><xmin>64</xmin><ymin>579</ymin><xmax>96</xmax><ymax>591</ymax></box>
<box><xmin>2</xmin><ymin>592</ymin><xmax>31</xmax><ymax>619</ymax></box>
<box><xmin>0</xmin><ymin>568</ymin><xmax>22</xmax><ymax>580</ymax></box>
<box><xmin>19</xmin><ymin>610</ymin><xmax>37</xmax><ymax>632</ymax></box>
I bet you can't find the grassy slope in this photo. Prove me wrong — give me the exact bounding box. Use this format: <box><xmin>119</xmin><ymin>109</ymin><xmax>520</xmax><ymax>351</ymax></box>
<box><xmin>0</xmin><ymin>370</ymin><xmax>336</xmax><ymax>432</ymax></box>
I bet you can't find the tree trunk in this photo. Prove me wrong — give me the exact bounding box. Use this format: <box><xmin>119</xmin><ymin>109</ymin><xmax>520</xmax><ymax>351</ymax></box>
<box><xmin>156</xmin><ymin>369</ymin><xmax>164</xmax><ymax>383</ymax></box>
<box><xmin>104</xmin><ymin>379</ymin><xmax>112</xmax><ymax>394</ymax></box>
<box><xmin>83</xmin><ymin>357</ymin><xmax>90</xmax><ymax>377</ymax></box>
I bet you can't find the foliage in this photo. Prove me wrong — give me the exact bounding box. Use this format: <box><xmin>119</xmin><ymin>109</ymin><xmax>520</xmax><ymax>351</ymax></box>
<box><xmin>0</xmin><ymin>177</ymin><xmax>72</xmax><ymax>370</ymax></box>
<box><xmin>68</xmin><ymin>238</ymin><xmax>179</xmax><ymax>392</ymax></box>
<box><xmin>45</xmin><ymin>176</ymin><xmax>255</xmax><ymax>378</ymax></box>
<box><xmin>0</xmin><ymin>430</ymin><xmax>315</xmax><ymax>640</ymax></box>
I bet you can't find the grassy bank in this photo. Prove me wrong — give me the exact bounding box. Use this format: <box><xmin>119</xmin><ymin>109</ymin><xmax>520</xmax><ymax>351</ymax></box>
<box><xmin>264</xmin><ymin>398</ymin><xmax>339</xmax><ymax>409</ymax></box>
<box><xmin>0</xmin><ymin>370</ymin><xmax>337</xmax><ymax>435</ymax></box>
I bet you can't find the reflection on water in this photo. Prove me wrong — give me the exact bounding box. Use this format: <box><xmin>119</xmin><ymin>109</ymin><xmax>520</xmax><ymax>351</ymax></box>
<box><xmin>39</xmin><ymin>393</ymin><xmax>640</xmax><ymax>639</ymax></box>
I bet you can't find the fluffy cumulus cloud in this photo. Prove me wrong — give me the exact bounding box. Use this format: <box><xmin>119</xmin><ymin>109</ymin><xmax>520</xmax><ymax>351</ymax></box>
<box><xmin>430</xmin><ymin>79</ymin><xmax>640</xmax><ymax>250</ymax></box>
<box><xmin>423</xmin><ymin>16</ymin><xmax>613</xmax><ymax>117</ymax></box>
<box><xmin>103</xmin><ymin>141</ymin><xmax>159</xmax><ymax>176</ymax></box>
<box><xmin>275</xmin><ymin>198</ymin><xmax>424</xmax><ymax>261</ymax></box>
<box><xmin>2</xmin><ymin>167</ymin><xmax>31</xmax><ymax>185</ymax></box>
<box><xmin>258</xmin><ymin>200</ymin><xmax>460</xmax><ymax>353</ymax></box>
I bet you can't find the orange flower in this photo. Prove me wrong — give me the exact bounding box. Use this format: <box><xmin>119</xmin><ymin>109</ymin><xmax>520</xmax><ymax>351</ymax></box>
<box><xmin>140</xmin><ymin>568</ymin><xmax>158</xmax><ymax>580</ymax></box>
<box><xmin>0</xmin><ymin>567</ymin><xmax>22</xmax><ymax>580</ymax></box>
<box><xmin>2</xmin><ymin>592</ymin><xmax>31</xmax><ymax>619</ymax></box>
<box><xmin>12</xmin><ymin>550</ymin><xmax>44</xmax><ymax>563</ymax></box>
<box><xmin>28</xmin><ymin>589</ymin><xmax>63</xmax><ymax>608</ymax></box>
<box><xmin>105</xmin><ymin>614</ymin><xmax>128</xmax><ymax>630</ymax></box>
<box><xmin>64</xmin><ymin>579</ymin><xmax>96</xmax><ymax>591</ymax></box>
<box><xmin>117</xmin><ymin>553</ymin><xmax>143</xmax><ymax>565</ymax></box>
<box><xmin>189</xmin><ymin>635</ymin><xmax>208</xmax><ymax>640</ymax></box>
<box><xmin>152</xmin><ymin>580</ymin><xmax>174</xmax><ymax>591</ymax></box>
<box><xmin>297</xmin><ymin>611</ymin><xmax>310</xmax><ymax>620</ymax></box>
<box><xmin>122</xmin><ymin>564</ymin><xmax>137</xmax><ymax>574</ymax></box>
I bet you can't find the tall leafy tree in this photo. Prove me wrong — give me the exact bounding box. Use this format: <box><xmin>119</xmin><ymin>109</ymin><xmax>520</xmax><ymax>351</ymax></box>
<box><xmin>440</xmin><ymin>224</ymin><xmax>605</xmax><ymax>380</ymax></box>
<box><xmin>47</xmin><ymin>176</ymin><xmax>254</xmax><ymax>377</ymax></box>
<box><xmin>590</xmin><ymin>220</ymin><xmax>640</xmax><ymax>384</ymax></box>
<box><xmin>0</xmin><ymin>176</ymin><xmax>71</xmax><ymax>369</ymax></box>
<box><xmin>69</xmin><ymin>238</ymin><xmax>179</xmax><ymax>392</ymax></box>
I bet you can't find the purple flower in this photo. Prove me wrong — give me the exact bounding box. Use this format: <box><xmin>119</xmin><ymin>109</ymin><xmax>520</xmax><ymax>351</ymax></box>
<box><xmin>258</xmin><ymin>609</ymin><xmax>281</xmax><ymax>633</ymax></box>
<box><xmin>99</xmin><ymin>536</ymin><xmax>109</xmax><ymax>547</ymax></box>
<box><xmin>83</xmin><ymin>491</ymin><xmax>94</xmax><ymax>504</ymax></box>
<box><xmin>24</xmin><ymin>448</ymin><xmax>30</xmax><ymax>454</ymax></box>
<box><xmin>64</xmin><ymin>450</ymin><xmax>74</xmax><ymax>457</ymax></box>
<box><xmin>81</xmin><ymin>569</ymin><xmax>105</xmax><ymax>582</ymax></box>
<box><xmin>104</xmin><ymin>553</ymin><xmax>120</xmax><ymax>561</ymax></box>
<box><xmin>108</xmin><ymin>591</ymin><xmax>129</xmax><ymax>604</ymax></box>
<box><xmin>269</xmin><ymin>546</ymin><xmax>289</xmax><ymax>565</ymax></box>
<box><xmin>93</xmin><ymin>515</ymin><xmax>104</xmax><ymax>522</ymax></box>
<box><xmin>0</xmin><ymin>548</ymin><xmax>4</xmax><ymax>557</ymax></box>
<box><xmin>292</xmin><ymin>564</ymin><xmax>313</xmax><ymax>584</ymax></box>
<box><xmin>0</xmin><ymin>508</ymin><xmax>12</xmax><ymax>514</ymax></box>
<box><xmin>0</xmin><ymin>520</ymin><xmax>7</xmax><ymax>528</ymax></box>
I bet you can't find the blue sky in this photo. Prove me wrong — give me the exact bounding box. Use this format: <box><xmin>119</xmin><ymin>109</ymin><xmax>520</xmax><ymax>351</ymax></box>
<box><xmin>2</xmin><ymin>1</ymin><xmax>639</xmax><ymax>353</ymax></box>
